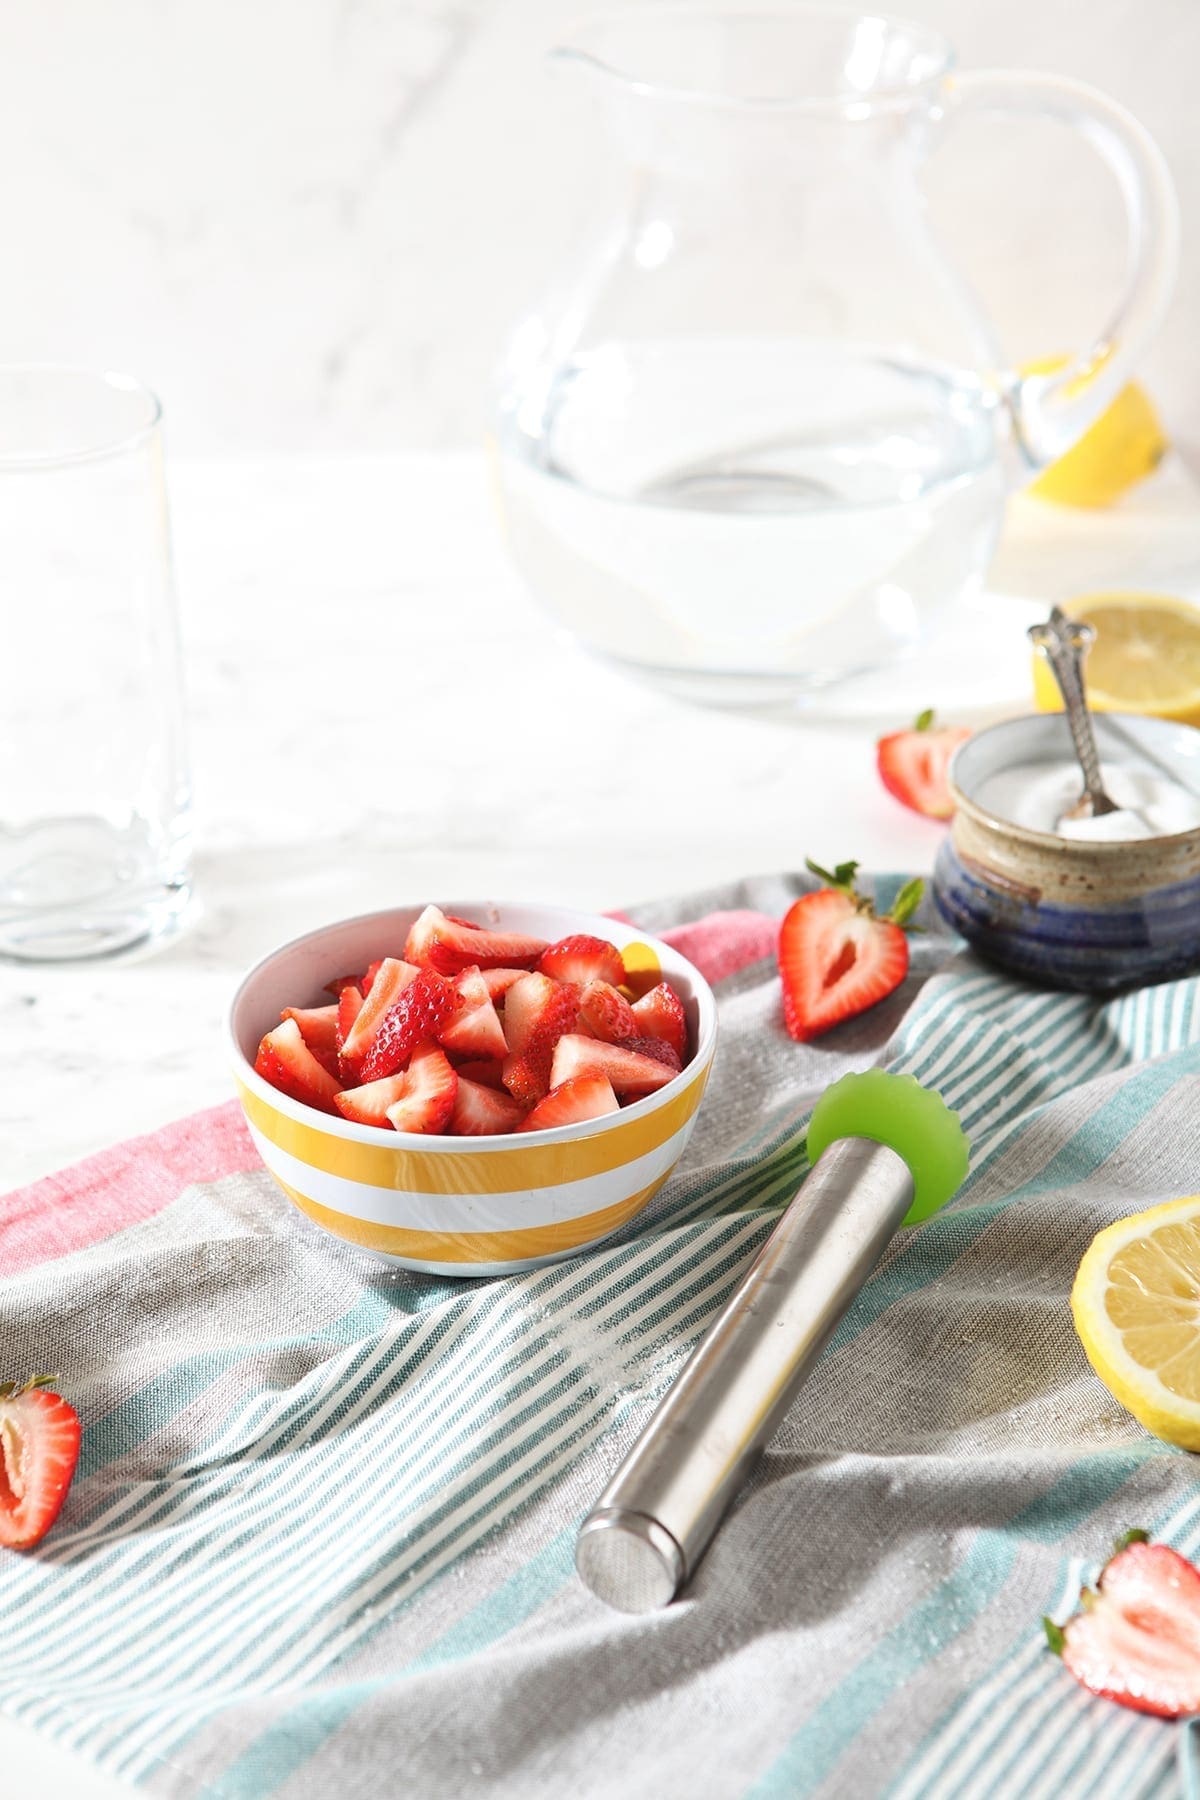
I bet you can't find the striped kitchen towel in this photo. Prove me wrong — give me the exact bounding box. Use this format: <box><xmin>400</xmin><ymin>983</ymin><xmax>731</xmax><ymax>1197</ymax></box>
<box><xmin>3</xmin><ymin>872</ymin><xmax>1200</xmax><ymax>1800</ymax></box>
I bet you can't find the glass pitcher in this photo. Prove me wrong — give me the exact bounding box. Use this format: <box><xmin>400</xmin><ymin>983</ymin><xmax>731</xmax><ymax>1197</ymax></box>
<box><xmin>492</xmin><ymin>6</ymin><xmax>1177</xmax><ymax>707</ymax></box>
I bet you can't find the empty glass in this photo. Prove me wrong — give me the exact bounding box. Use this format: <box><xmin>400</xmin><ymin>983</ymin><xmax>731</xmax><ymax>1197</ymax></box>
<box><xmin>0</xmin><ymin>368</ymin><xmax>192</xmax><ymax>960</ymax></box>
<box><xmin>493</xmin><ymin>6</ymin><xmax>1177</xmax><ymax>706</ymax></box>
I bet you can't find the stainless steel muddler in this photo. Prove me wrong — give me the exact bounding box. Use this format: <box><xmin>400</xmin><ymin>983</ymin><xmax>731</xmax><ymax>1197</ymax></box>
<box><xmin>575</xmin><ymin>1070</ymin><xmax>968</xmax><ymax>1613</ymax></box>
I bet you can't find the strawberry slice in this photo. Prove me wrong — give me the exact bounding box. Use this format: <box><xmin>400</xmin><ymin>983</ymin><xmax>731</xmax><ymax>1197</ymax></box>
<box><xmin>537</xmin><ymin>934</ymin><xmax>625</xmax><ymax>987</ymax></box>
<box><xmin>280</xmin><ymin>1004</ymin><xmax>339</xmax><ymax>1057</ymax></box>
<box><xmin>454</xmin><ymin>1058</ymin><xmax>507</xmax><ymax>1090</ymax></box>
<box><xmin>361</xmin><ymin>970</ymin><xmax>461</xmax><ymax>1082</ymax></box>
<box><xmin>518</xmin><ymin>1075</ymin><xmax>620</xmax><ymax>1132</ymax></box>
<box><xmin>361</xmin><ymin>958</ymin><xmax>385</xmax><ymax>995</ymax></box>
<box><xmin>339</xmin><ymin>958</ymin><xmax>420</xmax><ymax>1068</ymax></box>
<box><xmin>336</xmin><ymin>984</ymin><xmax>364</xmax><ymax>1050</ymax></box>
<box><xmin>778</xmin><ymin>861</ymin><xmax>922</xmax><ymax>1044</ymax></box>
<box><xmin>0</xmin><ymin>1376</ymin><xmax>81</xmax><ymax>1549</ymax></box>
<box><xmin>876</xmin><ymin>708</ymin><xmax>970</xmax><ymax>820</ymax></box>
<box><xmin>322</xmin><ymin>974</ymin><xmax>362</xmax><ymax>998</ymax></box>
<box><xmin>501</xmin><ymin>973</ymin><xmax>578</xmax><ymax>1105</ymax></box>
<box><xmin>255</xmin><ymin>1018</ymin><xmax>344</xmax><ymax>1113</ymax></box>
<box><xmin>334</xmin><ymin>1074</ymin><xmax>410</xmax><ymax>1128</ymax></box>
<box><xmin>1048</xmin><ymin>1532</ymin><xmax>1200</xmax><ymax>1717</ymax></box>
<box><xmin>438</xmin><ymin>968</ymin><xmax>508</xmax><ymax>1061</ymax></box>
<box><xmin>481</xmin><ymin>968</ymin><xmax>530</xmax><ymax>1003</ymax></box>
<box><xmin>451</xmin><ymin>1077</ymin><xmax>526</xmax><ymax>1137</ymax></box>
<box><xmin>624</xmin><ymin>1034</ymin><xmax>682</xmax><ymax>1073</ymax></box>
<box><xmin>629</xmin><ymin>983</ymin><xmax>688</xmax><ymax>1062</ymax></box>
<box><xmin>549</xmin><ymin>1034</ymin><xmax>678</xmax><ymax>1096</ymax></box>
<box><xmin>578</xmin><ymin>979</ymin><xmax>635</xmax><ymax>1044</ymax></box>
<box><xmin>501</xmin><ymin>1053</ymin><xmax>552</xmax><ymax>1109</ymax></box>
<box><xmin>384</xmin><ymin>1043</ymin><xmax>458</xmax><ymax>1134</ymax></box>
<box><xmin>404</xmin><ymin>905</ymin><xmax>547</xmax><ymax>975</ymax></box>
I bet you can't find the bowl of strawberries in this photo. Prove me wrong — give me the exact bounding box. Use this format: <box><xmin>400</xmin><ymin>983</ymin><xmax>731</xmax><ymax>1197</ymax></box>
<box><xmin>226</xmin><ymin>902</ymin><xmax>718</xmax><ymax>1276</ymax></box>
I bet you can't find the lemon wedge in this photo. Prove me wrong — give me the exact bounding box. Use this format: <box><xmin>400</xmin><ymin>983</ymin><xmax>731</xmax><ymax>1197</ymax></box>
<box><xmin>1032</xmin><ymin>591</ymin><xmax>1200</xmax><ymax>727</ymax></box>
<box><xmin>1072</xmin><ymin>1196</ymin><xmax>1200</xmax><ymax>1450</ymax></box>
<box><xmin>1024</xmin><ymin>357</ymin><xmax>1167</xmax><ymax>508</ymax></box>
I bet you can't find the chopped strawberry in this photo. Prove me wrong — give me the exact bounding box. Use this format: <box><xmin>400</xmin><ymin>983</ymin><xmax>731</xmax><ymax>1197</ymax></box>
<box><xmin>630</xmin><ymin>983</ymin><xmax>688</xmax><ymax>1062</ymax></box>
<box><xmin>518</xmin><ymin>1075</ymin><xmax>620</xmax><ymax>1132</ymax></box>
<box><xmin>549</xmin><ymin>1034</ymin><xmax>678</xmax><ymax>1096</ymax></box>
<box><xmin>339</xmin><ymin>958</ymin><xmax>421</xmax><ymax>1067</ymax></box>
<box><xmin>404</xmin><ymin>904</ymin><xmax>546</xmax><ymax>975</ymax></box>
<box><xmin>438</xmin><ymin>968</ymin><xmax>508</xmax><ymax>1061</ymax></box>
<box><xmin>255</xmin><ymin>1019</ymin><xmax>343</xmax><ymax>1113</ymax></box>
<box><xmin>454</xmin><ymin>1058</ymin><xmax>507</xmax><ymax>1090</ymax></box>
<box><xmin>0</xmin><ymin>1376</ymin><xmax>81</xmax><ymax>1549</ymax></box>
<box><xmin>322</xmin><ymin>974</ymin><xmax>362</xmax><ymax>998</ymax></box>
<box><xmin>280</xmin><ymin>1004</ymin><xmax>339</xmax><ymax>1057</ymax></box>
<box><xmin>876</xmin><ymin>709</ymin><xmax>970</xmax><ymax>820</ymax></box>
<box><xmin>361</xmin><ymin>970</ymin><xmax>461</xmax><ymax>1082</ymax></box>
<box><xmin>624</xmin><ymin>1034</ymin><xmax>682</xmax><ymax>1073</ymax></box>
<box><xmin>578</xmin><ymin>979</ymin><xmax>635</xmax><ymax>1044</ymax></box>
<box><xmin>334</xmin><ymin>1074</ymin><xmax>410</xmax><ymax>1128</ymax></box>
<box><xmin>361</xmin><ymin>958</ymin><xmax>385</xmax><ymax>995</ymax></box>
<box><xmin>385</xmin><ymin>1043</ymin><xmax>458</xmax><ymax>1135</ymax></box>
<box><xmin>481</xmin><ymin>967</ymin><xmax>530</xmax><ymax>1003</ymax></box>
<box><xmin>538</xmin><ymin>934</ymin><xmax>625</xmax><ymax>988</ymax></box>
<box><xmin>336</xmin><ymin>984</ymin><xmax>364</xmax><ymax>1050</ymax></box>
<box><xmin>451</xmin><ymin>1077</ymin><xmax>526</xmax><ymax>1137</ymax></box>
<box><xmin>502</xmin><ymin>973</ymin><xmax>578</xmax><ymax>1103</ymax></box>
<box><xmin>779</xmin><ymin>861</ymin><xmax>921</xmax><ymax>1043</ymax></box>
<box><xmin>1048</xmin><ymin>1532</ymin><xmax>1200</xmax><ymax>1717</ymax></box>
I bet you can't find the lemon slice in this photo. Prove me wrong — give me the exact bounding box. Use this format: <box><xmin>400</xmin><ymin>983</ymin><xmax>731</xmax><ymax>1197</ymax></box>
<box><xmin>1072</xmin><ymin>1196</ymin><xmax>1200</xmax><ymax>1450</ymax></box>
<box><xmin>1024</xmin><ymin>358</ymin><xmax>1167</xmax><ymax>509</ymax></box>
<box><xmin>1032</xmin><ymin>591</ymin><xmax>1200</xmax><ymax>726</ymax></box>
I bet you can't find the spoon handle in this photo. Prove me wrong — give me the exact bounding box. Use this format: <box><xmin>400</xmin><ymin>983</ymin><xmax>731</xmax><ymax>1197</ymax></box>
<box><xmin>1027</xmin><ymin>608</ymin><xmax>1119</xmax><ymax>816</ymax></box>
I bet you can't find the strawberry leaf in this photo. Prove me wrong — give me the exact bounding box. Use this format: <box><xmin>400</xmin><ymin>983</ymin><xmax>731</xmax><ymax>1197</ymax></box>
<box><xmin>914</xmin><ymin>708</ymin><xmax>935</xmax><ymax>732</ymax></box>
<box><xmin>1113</xmin><ymin>1527</ymin><xmax>1151</xmax><ymax>1553</ymax></box>
<box><xmin>805</xmin><ymin>857</ymin><xmax>860</xmax><ymax>895</ymax></box>
<box><xmin>888</xmin><ymin>878</ymin><xmax>925</xmax><ymax>928</ymax></box>
<box><xmin>1042</xmin><ymin>1616</ymin><xmax>1065</xmax><ymax>1656</ymax></box>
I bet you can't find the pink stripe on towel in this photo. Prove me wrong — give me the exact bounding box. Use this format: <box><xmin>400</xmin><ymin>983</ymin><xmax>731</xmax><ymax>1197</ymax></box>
<box><xmin>659</xmin><ymin>910</ymin><xmax>778</xmax><ymax>984</ymax></box>
<box><xmin>0</xmin><ymin>1100</ymin><xmax>258</xmax><ymax>1275</ymax></box>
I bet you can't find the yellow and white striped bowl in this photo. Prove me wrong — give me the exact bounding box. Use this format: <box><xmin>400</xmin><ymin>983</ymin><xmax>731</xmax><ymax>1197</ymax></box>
<box><xmin>226</xmin><ymin>903</ymin><xmax>718</xmax><ymax>1276</ymax></box>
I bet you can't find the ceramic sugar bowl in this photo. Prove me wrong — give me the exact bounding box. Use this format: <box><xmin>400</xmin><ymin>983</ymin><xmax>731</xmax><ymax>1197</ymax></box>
<box><xmin>934</xmin><ymin>713</ymin><xmax>1200</xmax><ymax>993</ymax></box>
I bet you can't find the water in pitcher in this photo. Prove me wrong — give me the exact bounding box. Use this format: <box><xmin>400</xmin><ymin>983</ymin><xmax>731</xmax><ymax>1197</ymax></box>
<box><xmin>495</xmin><ymin>339</ymin><xmax>1005</xmax><ymax>705</ymax></box>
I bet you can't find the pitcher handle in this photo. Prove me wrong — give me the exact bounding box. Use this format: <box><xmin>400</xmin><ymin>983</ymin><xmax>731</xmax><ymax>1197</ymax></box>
<box><xmin>946</xmin><ymin>70</ymin><xmax>1178</xmax><ymax>471</ymax></box>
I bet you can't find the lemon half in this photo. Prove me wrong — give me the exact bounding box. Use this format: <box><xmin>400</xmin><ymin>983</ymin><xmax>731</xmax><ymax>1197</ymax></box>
<box><xmin>1032</xmin><ymin>592</ymin><xmax>1200</xmax><ymax>727</ymax></box>
<box><xmin>1072</xmin><ymin>1196</ymin><xmax>1200</xmax><ymax>1450</ymax></box>
<box><xmin>1025</xmin><ymin>357</ymin><xmax>1167</xmax><ymax>509</ymax></box>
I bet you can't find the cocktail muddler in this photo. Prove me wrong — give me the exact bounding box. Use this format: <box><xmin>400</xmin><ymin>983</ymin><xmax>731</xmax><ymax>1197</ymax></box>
<box><xmin>575</xmin><ymin>1069</ymin><xmax>969</xmax><ymax>1613</ymax></box>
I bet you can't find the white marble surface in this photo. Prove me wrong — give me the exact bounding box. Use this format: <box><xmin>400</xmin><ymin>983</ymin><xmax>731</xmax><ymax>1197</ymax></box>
<box><xmin>0</xmin><ymin>0</ymin><xmax>1194</xmax><ymax>456</ymax></box>
<box><xmin>3</xmin><ymin>450</ymin><xmax>1200</xmax><ymax>1800</ymax></box>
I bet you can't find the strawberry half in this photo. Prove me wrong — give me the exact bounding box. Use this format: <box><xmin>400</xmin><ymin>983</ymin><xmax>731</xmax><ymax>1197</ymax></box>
<box><xmin>1047</xmin><ymin>1532</ymin><xmax>1200</xmax><ymax>1718</ymax></box>
<box><xmin>537</xmin><ymin>935</ymin><xmax>625</xmax><ymax>988</ymax></box>
<box><xmin>360</xmin><ymin>970</ymin><xmax>461</xmax><ymax>1082</ymax></box>
<box><xmin>630</xmin><ymin>983</ymin><xmax>688</xmax><ymax>1062</ymax></box>
<box><xmin>404</xmin><ymin>905</ymin><xmax>547</xmax><ymax>975</ymax></box>
<box><xmin>451</xmin><ymin>1077</ymin><xmax>526</xmax><ymax>1137</ymax></box>
<box><xmin>549</xmin><ymin>1034</ymin><xmax>677</xmax><ymax>1097</ymax></box>
<box><xmin>438</xmin><ymin>968</ymin><xmax>508</xmax><ymax>1062</ymax></box>
<box><xmin>778</xmin><ymin>861</ymin><xmax>922</xmax><ymax>1044</ymax></box>
<box><xmin>339</xmin><ymin>958</ymin><xmax>420</xmax><ymax>1067</ymax></box>
<box><xmin>384</xmin><ymin>1043</ymin><xmax>458</xmax><ymax>1134</ymax></box>
<box><xmin>876</xmin><ymin>708</ymin><xmax>970</xmax><ymax>821</ymax></box>
<box><xmin>578</xmin><ymin>980</ymin><xmax>636</xmax><ymax>1044</ymax></box>
<box><xmin>0</xmin><ymin>1376</ymin><xmax>82</xmax><ymax>1549</ymax></box>
<box><xmin>255</xmin><ymin>1019</ymin><xmax>344</xmax><ymax>1113</ymax></box>
<box><xmin>280</xmin><ymin>1005</ymin><xmax>339</xmax><ymax>1057</ymax></box>
<box><xmin>518</xmin><ymin>1075</ymin><xmax>620</xmax><ymax>1132</ymax></box>
<box><xmin>334</xmin><ymin>1074</ymin><xmax>410</xmax><ymax>1128</ymax></box>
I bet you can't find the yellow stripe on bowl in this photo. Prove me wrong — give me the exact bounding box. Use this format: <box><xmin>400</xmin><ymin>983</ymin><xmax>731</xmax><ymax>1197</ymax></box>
<box><xmin>236</xmin><ymin>1061</ymin><xmax>710</xmax><ymax>1195</ymax></box>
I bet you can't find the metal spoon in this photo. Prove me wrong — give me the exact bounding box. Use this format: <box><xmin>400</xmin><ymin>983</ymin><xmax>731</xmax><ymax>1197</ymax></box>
<box><xmin>1027</xmin><ymin>607</ymin><xmax>1120</xmax><ymax>821</ymax></box>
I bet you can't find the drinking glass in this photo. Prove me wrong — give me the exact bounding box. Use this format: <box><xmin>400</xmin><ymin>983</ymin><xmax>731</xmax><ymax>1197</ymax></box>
<box><xmin>493</xmin><ymin>5</ymin><xmax>1177</xmax><ymax>707</ymax></box>
<box><xmin>0</xmin><ymin>367</ymin><xmax>192</xmax><ymax>960</ymax></box>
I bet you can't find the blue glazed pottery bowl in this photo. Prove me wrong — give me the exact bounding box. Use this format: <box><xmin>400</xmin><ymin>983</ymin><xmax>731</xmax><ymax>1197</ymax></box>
<box><xmin>934</xmin><ymin>713</ymin><xmax>1200</xmax><ymax>993</ymax></box>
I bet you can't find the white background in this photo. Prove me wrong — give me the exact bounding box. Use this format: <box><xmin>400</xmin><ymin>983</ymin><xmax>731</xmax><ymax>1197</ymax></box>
<box><xmin>0</xmin><ymin>0</ymin><xmax>1195</xmax><ymax>455</ymax></box>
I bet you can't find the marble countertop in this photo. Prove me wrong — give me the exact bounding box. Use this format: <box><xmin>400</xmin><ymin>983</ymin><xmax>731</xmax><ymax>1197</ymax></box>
<box><xmin>3</xmin><ymin>449</ymin><xmax>1198</xmax><ymax>1798</ymax></box>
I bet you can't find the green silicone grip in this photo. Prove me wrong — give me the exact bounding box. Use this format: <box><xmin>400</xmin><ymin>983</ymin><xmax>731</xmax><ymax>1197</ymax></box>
<box><xmin>805</xmin><ymin>1069</ymin><xmax>969</xmax><ymax>1226</ymax></box>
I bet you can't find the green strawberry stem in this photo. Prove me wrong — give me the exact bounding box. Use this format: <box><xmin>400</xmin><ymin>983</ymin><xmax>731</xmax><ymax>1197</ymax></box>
<box><xmin>914</xmin><ymin>707</ymin><xmax>935</xmax><ymax>731</ymax></box>
<box><xmin>804</xmin><ymin>859</ymin><xmax>925</xmax><ymax>929</ymax></box>
<box><xmin>1042</xmin><ymin>1616</ymin><xmax>1066</xmax><ymax>1656</ymax></box>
